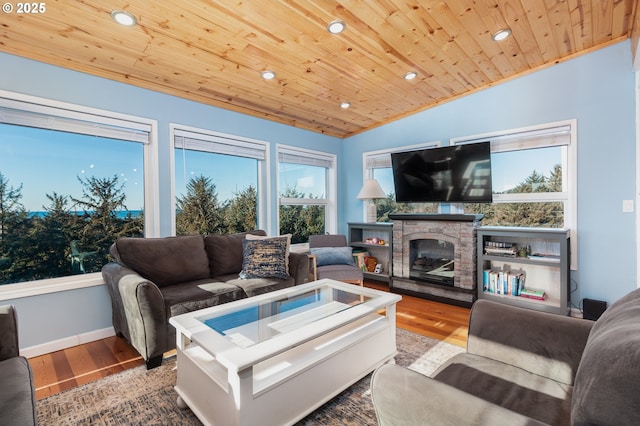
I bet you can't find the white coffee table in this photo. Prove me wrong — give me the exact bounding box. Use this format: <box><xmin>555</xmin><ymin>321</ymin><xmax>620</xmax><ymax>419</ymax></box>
<box><xmin>169</xmin><ymin>278</ymin><xmax>402</xmax><ymax>426</ymax></box>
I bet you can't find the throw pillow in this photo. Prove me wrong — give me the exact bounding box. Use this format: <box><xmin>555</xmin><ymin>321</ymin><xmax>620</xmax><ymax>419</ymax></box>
<box><xmin>204</xmin><ymin>230</ymin><xmax>266</xmax><ymax>277</ymax></box>
<box><xmin>310</xmin><ymin>246</ymin><xmax>355</xmax><ymax>267</ymax></box>
<box><xmin>239</xmin><ymin>237</ymin><xmax>290</xmax><ymax>280</ymax></box>
<box><xmin>245</xmin><ymin>233</ymin><xmax>292</xmax><ymax>273</ymax></box>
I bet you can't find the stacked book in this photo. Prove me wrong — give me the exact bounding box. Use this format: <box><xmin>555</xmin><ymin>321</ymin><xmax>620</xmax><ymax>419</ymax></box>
<box><xmin>519</xmin><ymin>288</ymin><xmax>547</xmax><ymax>300</ymax></box>
<box><xmin>484</xmin><ymin>242</ymin><xmax>517</xmax><ymax>257</ymax></box>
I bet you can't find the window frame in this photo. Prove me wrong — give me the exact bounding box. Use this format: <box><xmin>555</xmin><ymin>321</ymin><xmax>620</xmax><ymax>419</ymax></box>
<box><xmin>276</xmin><ymin>145</ymin><xmax>337</xmax><ymax>235</ymax></box>
<box><xmin>0</xmin><ymin>89</ymin><xmax>159</xmax><ymax>301</ymax></box>
<box><xmin>451</xmin><ymin>119</ymin><xmax>578</xmax><ymax>269</ymax></box>
<box><xmin>170</xmin><ymin>123</ymin><xmax>270</xmax><ymax>235</ymax></box>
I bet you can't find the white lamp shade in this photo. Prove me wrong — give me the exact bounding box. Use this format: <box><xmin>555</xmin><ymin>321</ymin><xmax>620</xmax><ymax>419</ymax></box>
<box><xmin>357</xmin><ymin>179</ymin><xmax>386</xmax><ymax>199</ymax></box>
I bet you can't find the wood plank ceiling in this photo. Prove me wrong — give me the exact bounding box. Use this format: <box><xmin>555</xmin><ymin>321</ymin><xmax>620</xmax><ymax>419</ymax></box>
<box><xmin>0</xmin><ymin>1</ymin><xmax>637</xmax><ymax>138</ymax></box>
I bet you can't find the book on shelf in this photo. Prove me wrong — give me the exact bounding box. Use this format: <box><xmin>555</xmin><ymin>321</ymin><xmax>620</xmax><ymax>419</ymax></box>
<box><xmin>352</xmin><ymin>250</ymin><xmax>369</xmax><ymax>270</ymax></box>
<box><xmin>484</xmin><ymin>247</ymin><xmax>518</xmax><ymax>257</ymax></box>
<box><xmin>519</xmin><ymin>287</ymin><xmax>546</xmax><ymax>300</ymax></box>
<box><xmin>483</xmin><ymin>269</ymin><xmax>525</xmax><ymax>296</ymax></box>
<box><xmin>484</xmin><ymin>241</ymin><xmax>517</xmax><ymax>257</ymax></box>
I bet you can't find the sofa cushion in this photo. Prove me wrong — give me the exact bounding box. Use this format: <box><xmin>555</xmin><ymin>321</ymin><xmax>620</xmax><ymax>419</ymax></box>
<box><xmin>433</xmin><ymin>353</ymin><xmax>572</xmax><ymax>425</ymax></box>
<box><xmin>239</xmin><ymin>237</ymin><xmax>290</xmax><ymax>280</ymax></box>
<box><xmin>205</xmin><ymin>230</ymin><xmax>266</xmax><ymax>277</ymax></box>
<box><xmin>160</xmin><ymin>278</ymin><xmax>246</xmax><ymax>317</ymax></box>
<box><xmin>112</xmin><ymin>236</ymin><xmax>210</xmax><ymax>287</ymax></box>
<box><xmin>315</xmin><ymin>264</ymin><xmax>363</xmax><ymax>282</ymax></box>
<box><xmin>226</xmin><ymin>276</ymin><xmax>295</xmax><ymax>298</ymax></box>
<box><xmin>571</xmin><ymin>288</ymin><xmax>640</xmax><ymax>426</ymax></box>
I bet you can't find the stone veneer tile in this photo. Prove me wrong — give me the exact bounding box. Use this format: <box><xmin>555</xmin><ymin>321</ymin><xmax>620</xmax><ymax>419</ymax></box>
<box><xmin>392</xmin><ymin>215</ymin><xmax>481</xmax><ymax>295</ymax></box>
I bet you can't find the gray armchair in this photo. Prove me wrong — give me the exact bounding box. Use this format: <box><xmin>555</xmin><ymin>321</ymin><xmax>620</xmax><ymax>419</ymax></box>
<box><xmin>0</xmin><ymin>305</ymin><xmax>37</xmax><ymax>425</ymax></box>
<box><xmin>309</xmin><ymin>234</ymin><xmax>363</xmax><ymax>285</ymax></box>
<box><xmin>371</xmin><ymin>288</ymin><xmax>640</xmax><ymax>425</ymax></box>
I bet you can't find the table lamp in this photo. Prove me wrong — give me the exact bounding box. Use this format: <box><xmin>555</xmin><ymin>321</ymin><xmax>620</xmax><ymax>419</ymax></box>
<box><xmin>357</xmin><ymin>179</ymin><xmax>386</xmax><ymax>223</ymax></box>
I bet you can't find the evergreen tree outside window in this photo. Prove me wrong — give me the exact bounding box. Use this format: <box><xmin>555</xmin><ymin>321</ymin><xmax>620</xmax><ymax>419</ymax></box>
<box><xmin>0</xmin><ymin>92</ymin><xmax>155</xmax><ymax>290</ymax></box>
<box><xmin>172</xmin><ymin>126</ymin><xmax>266</xmax><ymax>236</ymax></box>
<box><xmin>277</xmin><ymin>146</ymin><xmax>336</xmax><ymax>243</ymax></box>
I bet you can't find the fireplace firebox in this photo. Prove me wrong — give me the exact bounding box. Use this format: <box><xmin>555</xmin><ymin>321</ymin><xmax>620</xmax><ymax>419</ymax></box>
<box><xmin>409</xmin><ymin>239</ymin><xmax>455</xmax><ymax>285</ymax></box>
<box><xmin>390</xmin><ymin>213</ymin><xmax>483</xmax><ymax>306</ymax></box>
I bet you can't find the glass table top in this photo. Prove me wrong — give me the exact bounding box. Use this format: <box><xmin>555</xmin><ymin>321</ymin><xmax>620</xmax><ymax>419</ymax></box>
<box><xmin>198</xmin><ymin>284</ymin><xmax>373</xmax><ymax>349</ymax></box>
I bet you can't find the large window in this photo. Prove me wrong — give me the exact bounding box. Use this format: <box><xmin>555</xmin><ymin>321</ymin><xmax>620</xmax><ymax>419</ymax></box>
<box><xmin>172</xmin><ymin>125</ymin><xmax>267</xmax><ymax>235</ymax></box>
<box><xmin>455</xmin><ymin>121</ymin><xmax>576</xmax><ymax>235</ymax></box>
<box><xmin>0</xmin><ymin>91</ymin><xmax>155</xmax><ymax>291</ymax></box>
<box><xmin>363</xmin><ymin>142</ymin><xmax>440</xmax><ymax>222</ymax></box>
<box><xmin>277</xmin><ymin>146</ymin><xmax>336</xmax><ymax>243</ymax></box>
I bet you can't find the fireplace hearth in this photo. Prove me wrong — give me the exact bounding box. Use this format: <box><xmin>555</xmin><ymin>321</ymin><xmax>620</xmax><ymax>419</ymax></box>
<box><xmin>390</xmin><ymin>213</ymin><xmax>483</xmax><ymax>306</ymax></box>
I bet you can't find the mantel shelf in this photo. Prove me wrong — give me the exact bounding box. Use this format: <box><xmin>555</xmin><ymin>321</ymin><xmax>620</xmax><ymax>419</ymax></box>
<box><xmin>389</xmin><ymin>213</ymin><xmax>484</xmax><ymax>222</ymax></box>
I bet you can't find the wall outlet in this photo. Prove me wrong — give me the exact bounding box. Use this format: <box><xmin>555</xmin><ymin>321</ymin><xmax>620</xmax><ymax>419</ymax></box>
<box><xmin>623</xmin><ymin>199</ymin><xmax>634</xmax><ymax>212</ymax></box>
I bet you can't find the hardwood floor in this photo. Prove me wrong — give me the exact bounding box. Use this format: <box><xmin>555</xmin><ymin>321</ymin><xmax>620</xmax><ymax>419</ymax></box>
<box><xmin>28</xmin><ymin>280</ymin><xmax>470</xmax><ymax>400</ymax></box>
<box><xmin>365</xmin><ymin>281</ymin><xmax>470</xmax><ymax>347</ymax></box>
<box><xmin>29</xmin><ymin>335</ymin><xmax>144</xmax><ymax>400</ymax></box>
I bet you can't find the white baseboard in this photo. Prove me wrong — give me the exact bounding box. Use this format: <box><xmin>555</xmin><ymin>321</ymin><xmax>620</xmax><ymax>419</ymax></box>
<box><xmin>21</xmin><ymin>327</ymin><xmax>116</xmax><ymax>358</ymax></box>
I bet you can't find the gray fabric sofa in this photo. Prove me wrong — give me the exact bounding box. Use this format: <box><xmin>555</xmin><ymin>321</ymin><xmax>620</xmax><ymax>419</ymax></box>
<box><xmin>102</xmin><ymin>231</ymin><xmax>309</xmax><ymax>369</ymax></box>
<box><xmin>0</xmin><ymin>305</ymin><xmax>37</xmax><ymax>426</ymax></box>
<box><xmin>371</xmin><ymin>288</ymin><xmax>640</xmax><ymax>426</ymax></box>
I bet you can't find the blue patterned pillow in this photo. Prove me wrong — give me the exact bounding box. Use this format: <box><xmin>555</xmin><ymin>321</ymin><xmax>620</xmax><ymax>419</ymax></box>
<box><xmin>239</xmin><ymin>237</ymin><xmax>290</xmax><ymax>279</ymax></box>
<box><xmin>310</xmin><ymin>247</ymin><xmax>355</xmax><ymax>266</ymax></box>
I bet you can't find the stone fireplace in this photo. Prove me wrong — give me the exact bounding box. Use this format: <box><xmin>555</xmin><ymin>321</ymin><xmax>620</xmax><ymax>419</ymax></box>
<box><xmin>390</xmin><ymin>213</ymin><xmax>483</xmax><ymax>306</ymax></box>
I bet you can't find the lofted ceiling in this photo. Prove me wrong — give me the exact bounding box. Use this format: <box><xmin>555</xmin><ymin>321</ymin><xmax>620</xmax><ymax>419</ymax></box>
<box><xmin>0</xmin><ymin>1</ymin><xmax>637</xmax><ymax>138</ymax></box>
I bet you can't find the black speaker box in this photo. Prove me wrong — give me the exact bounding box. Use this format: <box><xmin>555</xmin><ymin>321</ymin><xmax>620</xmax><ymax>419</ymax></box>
<box><xmin>583</xmin><ymin>298</ymin><xmax>607</xmax><ymax>321</ymax></box>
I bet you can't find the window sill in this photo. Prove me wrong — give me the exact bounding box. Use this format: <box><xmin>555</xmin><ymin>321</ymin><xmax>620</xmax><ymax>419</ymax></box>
<box><xmin>0</xmin><ymin>273</ymin><xmax>104</xmax><ymax>301</ymax></box>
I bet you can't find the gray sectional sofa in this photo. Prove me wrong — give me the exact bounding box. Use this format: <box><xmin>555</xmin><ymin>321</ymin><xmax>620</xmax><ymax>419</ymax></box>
<box><xmin>102</xmin><ymin>231</ymin><xmax>309</xmax><ymax>369</ymax></box>
<box><xmin>0</xmin><ymin>305</ymin><xmax>37</xmax><ymax>426</ymax></box>
<box><xmin>371</xmin><ymin>287</ymin><xmax>640</xmax><ymax>425</ymax></box>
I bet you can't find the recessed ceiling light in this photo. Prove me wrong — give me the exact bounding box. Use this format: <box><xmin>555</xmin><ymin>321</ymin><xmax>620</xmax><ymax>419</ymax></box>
<box><xmin>261</xmin><ymin>70</ymin><xmax>276</xmax><ymax>80</ymax></box>
<box><xmin>492</xmin><ymin>28</ymin><xmax>512</xmax><ymax>41</ymax></box>
<box><xmin>403</xmin><ymin>71</ymin><xmax>418</xmax><ymax>81</ymax></box>
<box><xmin>327</xmin><ymin>20</ymin><xmax>346</xmax><ymax>34</ymax></box>
<box><xmin>340</xmin><ymin>102</ymin><xmax>351</xmax><ymax>109</ymax></box>
<box><xmin>111</xmin><ymin>10</ymin><xmax>137</xmax><ymax>26</ymax></box>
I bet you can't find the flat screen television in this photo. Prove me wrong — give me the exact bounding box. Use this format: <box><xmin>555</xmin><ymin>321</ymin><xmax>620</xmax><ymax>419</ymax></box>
<box><xmin>391</xmin><ymin>141</ymin><xmax>493</xmax><ymax>203</ymax></box>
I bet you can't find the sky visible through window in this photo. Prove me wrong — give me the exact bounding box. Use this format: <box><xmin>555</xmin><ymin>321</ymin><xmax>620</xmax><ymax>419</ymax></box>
<box><xmin>490</xmin><ymin>147</ymin><xmax>561</xmax><ymax>192</ymax></box>
<box><xmin>0</xmin><ymin>123</ymin><xmax>144</xmax><ymax>213</ymax></box>
<box><xmin>174</xmin><ymin>149</ymin><xmax>258</xmax><ymax>202</ymax></box>
<box><xmin>279</xmin><ymin>163</ymin><xmax>326</xmax><ymax>197</ymax></box>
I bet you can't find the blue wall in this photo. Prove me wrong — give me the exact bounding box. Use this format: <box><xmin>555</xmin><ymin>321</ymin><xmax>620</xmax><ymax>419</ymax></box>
<box><xmin>0</xmin><ymin>52</ymin><xmax>341</xmax><ymax>348</ymax></box>
<box><xmin>0</xmin><ymin>39</ymin><xmax>636</xmax><ymax>349</ymax></box>
<box><xmin>343</xmin><ymin>40</ymin><xmax>637</xmax><ymax>307</ymax></box>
